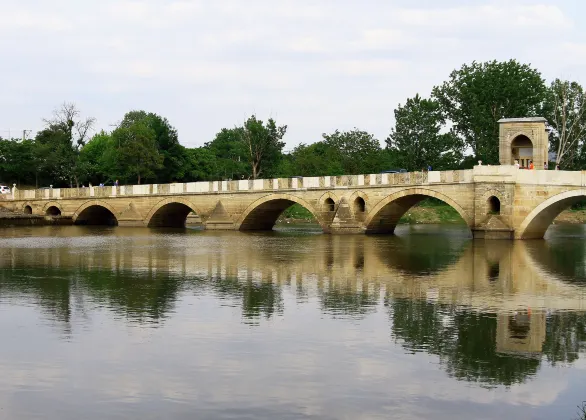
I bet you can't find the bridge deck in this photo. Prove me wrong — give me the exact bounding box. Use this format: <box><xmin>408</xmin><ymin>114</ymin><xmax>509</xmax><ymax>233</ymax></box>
<box><xmin>9</xmin><ymin>166</ymin><xmax>586</xmax><ymax>202</ymax></box>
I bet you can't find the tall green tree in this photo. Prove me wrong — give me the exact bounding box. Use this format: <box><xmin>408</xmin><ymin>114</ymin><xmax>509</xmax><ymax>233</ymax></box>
<box><xmin>240</xmin><ymin>115</ymin><xmax>287</xmax><ymax>179</ymax></box>
<box><xmin>285</xmin><ymin>142</ymin><xmax>345</xmax><ymax>176</ymax></box>
<box><xmin>321</xmin><ymin>129</ymin><xmax>385</xmax><ymax>174</ymax></box>
<box><xmin>0</xmin><ymin>138</ymin><xmax>36</xmax><ymax>186</ymax></box>
<box><xmin>111</xmin><ymin>120</ymin><xmax>163</xmax><ymax>184</ymax></box>
<box><xmin>206</xmin><ymin>128</ymin><xmax>249</xmax><ymax>180</ymax></box>
<box><xmin>118</xmin><ymin>111</ymin><xmax>187</xmax><ymax>182</ymax></box>
<box><xmin>34</xmin><ymin>125</ymin><xmax>77</xmax><ymax>186</ymax></box>
<box><xmin>543</xmin><ymin>79</ymin><xmax>586</xmax><ymax>169</ymax></box>
<box><xmin>432</xmin><ymin>60</ymin><xmax>546</xmax><ymax>164</ymax></box>
<box><xmin>79</xmin><ymin>131</ymin><xmax>116</xmax><ymax>184</ymax></box>
<box><xmin>184</xmin><ymin>147</ymin><xmax>218</xmax><ymax>181</ymax></box>
<box><xmin>40</xmin><ymin>102</ymin><xmax>96</xmax><ymax>187</ymax></box>
<box><xmin>387</xmin><ymin>94</ymin><xmax>464</xmax><ymax>171</ymax></box>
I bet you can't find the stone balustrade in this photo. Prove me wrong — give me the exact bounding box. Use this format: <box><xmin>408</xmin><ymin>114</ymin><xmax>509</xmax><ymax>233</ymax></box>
<box><xmin>11</xmin><ymin>169</ymin><xmax>475</xmax><ymax>201</ymax></box>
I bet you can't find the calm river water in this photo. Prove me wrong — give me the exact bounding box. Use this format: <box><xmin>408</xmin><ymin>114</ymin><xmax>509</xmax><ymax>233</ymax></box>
<box><xmin>0</xmin><ymin>224</ymin><xmax>585</xmax><ymax>420</ymax></box>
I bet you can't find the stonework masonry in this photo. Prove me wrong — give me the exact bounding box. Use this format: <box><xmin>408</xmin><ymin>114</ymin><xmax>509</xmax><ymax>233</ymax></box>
<box><xmin>3</xmin><ymin>165</ymin><xmax>586</xmax><ymax>239</ymax></box>
<box><xmin>498</xmin><ymin>117</ymin><xmax>549</xmax><ymax>169</ymax></box>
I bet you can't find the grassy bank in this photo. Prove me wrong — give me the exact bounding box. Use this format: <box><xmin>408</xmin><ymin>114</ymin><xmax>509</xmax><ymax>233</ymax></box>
<box><xmin>278</xmin><ymin>204</ymin><xmax>315</xmax><ymax>223</ymax></box>
<box><xmin>398</xmin><ymin>198</ymin><xmax>465</xmax><ymax>225</ymax></box>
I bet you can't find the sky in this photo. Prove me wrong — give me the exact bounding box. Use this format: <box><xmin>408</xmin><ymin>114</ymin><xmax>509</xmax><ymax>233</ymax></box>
<box><xmin>1</xmin><ymin>0</ymin><xmax>585</xmax><ymax>149</ymax></box>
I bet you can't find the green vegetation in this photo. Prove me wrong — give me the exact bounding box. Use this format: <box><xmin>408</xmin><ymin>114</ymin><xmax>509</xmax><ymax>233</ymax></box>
<box><xmin>280</xmin><ymin>204</ymin><xmax>315</xmax><ymax>221</ymax></box>
<box><xmin>1</xmin><ymin>59</ymin><xmax>585</xmax><ymax>188</ymax></box>
<box><xmin>432</xmin><ymin>60</ymin><xmax>546</xmax><ymax>164</ymax></box>
<box><xmin>278</xmin><ymin>199</ymin><xmax>464</xmax><ymax>225</ymax></box>
<box><xmin>398</xmin><ymin>198</ymin><xmax>465</xmax><ymax>225</ymax></box>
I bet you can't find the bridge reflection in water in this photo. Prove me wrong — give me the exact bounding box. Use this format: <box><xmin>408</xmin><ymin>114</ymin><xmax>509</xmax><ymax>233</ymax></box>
<box><xmin>0</xmin><ymin>226</ymin><xmax>585</xmax><ymax>387</ymax></box>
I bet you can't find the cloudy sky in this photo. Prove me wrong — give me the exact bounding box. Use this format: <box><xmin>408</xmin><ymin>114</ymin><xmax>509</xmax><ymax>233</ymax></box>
<box><xmin>1</xmin><ymin>0</ymin><xmax>584</xmax><ymax>148</ymax></box>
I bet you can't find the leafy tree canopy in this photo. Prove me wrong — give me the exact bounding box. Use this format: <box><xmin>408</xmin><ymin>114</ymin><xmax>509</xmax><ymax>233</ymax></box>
<box><xmin>387</xmin><ymin>94</ymin><xmax>464</xmax><ymax>171</ymax></box>
<box><xmin>432</xmin><ymin>60</ymin><xmax>546</xmax><ymax>164</ymax></box>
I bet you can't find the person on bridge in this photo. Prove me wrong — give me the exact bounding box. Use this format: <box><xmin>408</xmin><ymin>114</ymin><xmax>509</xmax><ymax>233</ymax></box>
<box><xmin>115</xmin><ymin>180</ymin><xmax>119</xmax><ymax>187</ymax></box>
<box><xmin>514</xmin><ymin>160</ymin><xmax>520</xmax><ymax>169</ymax></box>
<box><xmin>529</xmin><ymin>161</ymin><xmax>534</xmax><ymax>170</ymax></box>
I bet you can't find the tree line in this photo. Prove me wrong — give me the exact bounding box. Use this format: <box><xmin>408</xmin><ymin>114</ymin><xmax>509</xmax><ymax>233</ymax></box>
<box><xmin>1</xmin><ymin>59</ymin><xmax>585</xmax><ymax>188</ymax></box>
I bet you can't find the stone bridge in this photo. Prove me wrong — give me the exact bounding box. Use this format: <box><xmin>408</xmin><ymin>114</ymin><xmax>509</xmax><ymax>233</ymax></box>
<box><xmin>4</xmin><ymin>165</ymin><xmax>586</xmax><ymax>239</ymax></box>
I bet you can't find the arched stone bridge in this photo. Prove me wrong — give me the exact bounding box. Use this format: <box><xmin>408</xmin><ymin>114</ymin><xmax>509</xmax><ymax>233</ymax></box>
<box><xmin>5</xmin><ymin>165</ymin><xmax>586</xmax><ymax>239</ymax></box>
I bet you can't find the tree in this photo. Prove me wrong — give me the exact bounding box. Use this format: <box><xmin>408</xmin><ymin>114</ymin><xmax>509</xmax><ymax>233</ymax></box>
<box><xmin>117</xmin><ymin>111</ymin><xmax>187</xmax><ymax>182</ymax></box>
<box><xmin>79</xmin><ymin>131</ymin><xmax>116</xmax><ymax>184</ymax></box>
<box><xmin>543</xmin><ymin>79</ymin><xmax>586</xmax><ymax>169</ymax></box>
<box><xmin>285</xmin><ymin>142</ymin><xmax>345</xmax><ymax>176</ymax></box>
<box><xmin>432</xmin><ymin>60</ymin><xmax>546</xmax><ymax>164</ymax></box>
<box><xmin>206</xmin><ymin>128</ymin><xmax>249</xmax><ymax>180</ymax></box>
<box><xmin>321</xmin><ymin>129</ymin><xmax>385</xmax><ymax>174</ymax></box>
<box><xmin>184</xmin><ymin>147</ymin><xmax>217</xmax><ymax>181</ymax></box>
<box><xmin>42</xmin><ymin>102</ymin><xmax>96</xmax><ymax>186</ymax></box>
<box><xmin>0</xmin><ymin>137</ymin><xmax>36</xmax><ymax>186</ymax></box>
<box><xmin>387</xmin><ymin>94</ymin><xmax>464</xmax><ymax>171</ymax></box>
<box><xmin>240</xmin><ymin>116</ymin><xmax>286</xmax><ymax>179</ymax></box>
<box><xmin>111</xmin><ymin>120</ymin><xmax>163</xmax><ymax>184</ymax></box>
<box><xmin>34</xmin><ymin>125</ymin><xmax>76</xmax><ymax>186</ymax></box>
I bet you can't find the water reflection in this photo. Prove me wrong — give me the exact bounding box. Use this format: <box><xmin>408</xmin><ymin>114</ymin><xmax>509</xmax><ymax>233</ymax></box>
<box><xmin>0</xmin><ymin>226</ymin><xmax>585</xmax><ymax>395</ymax></box>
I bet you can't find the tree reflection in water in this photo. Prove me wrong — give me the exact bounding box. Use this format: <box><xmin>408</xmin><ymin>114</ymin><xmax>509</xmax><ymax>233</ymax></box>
<box><xmin>388</xmin><ymin>299</ymin><xmax>541</xmax><ymax>387</ymax></box>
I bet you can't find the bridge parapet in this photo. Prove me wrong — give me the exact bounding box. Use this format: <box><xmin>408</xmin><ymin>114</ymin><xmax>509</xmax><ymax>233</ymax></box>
<box><xmin>12</xmin><ymin>169</ymin><xmax>474</xmax><ymax>201</ymax></box>
<box><xmin>473</xmin><ymin>165</ymin><xmax>586</xmax><ymax>186</ymax></box>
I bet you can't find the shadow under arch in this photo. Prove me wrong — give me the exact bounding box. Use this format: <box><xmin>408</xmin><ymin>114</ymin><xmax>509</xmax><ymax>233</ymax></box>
<box><xmin>236</xmin><ymin>193</ymin><xmax>326</xmax><ymax>232</ymax></box>
<box><xmin>364</xmin><ymin>188</ymin><xmax>473</xmax><ymax>234</ymax></box>
<box><xmin>145</xmin><ymin>198</ymin><xmax>201</xmax><ymax>228</ymax></box>
<box><xmin>517</xmin><ymin>190</ymin><xmax>586</xmax><ymax>239</ymax></box>
<box><xmin>73</xmin><ymin>201</ymin><xmax>118</xmax><ymax>226</ymax></box>
<box><xmin>42</xmin><ymin>201</ymin><xmax>63</xmax><ymax>215</ymax></box>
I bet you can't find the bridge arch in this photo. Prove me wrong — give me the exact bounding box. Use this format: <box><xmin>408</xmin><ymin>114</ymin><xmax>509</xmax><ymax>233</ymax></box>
<box><xmin>236</xmin><ymin>193</ymin><xmax>326</xmax><ymax>231</ymax></box>
<box><xmin>348</xmin><ymin>191</ymin><xmax>369</xmax><ymax>221</ymax></box>
<box><xmin>22</xmin><ymin>203</ymin><xmax>33</xmax><ymax>214</ymax></box>
<box><xmin>319</xmin><ymin>192</ymin><xmax>339</xmax><ymax>213</ymax></box>
<box><xmin>516</xmin><ymin>190</ymin><xmax>586</xmax><ymax>239</ymax></box>
<box><xmin>364</xmin><ymin>188</ymin><xmax>473</xmax><ymax>234</ymax></box>
<box><xmin>145</xmin><ymin>198</ymin><xmax>201</xmax><ymax>228</ymax></box>
<box><xmin>73</xmin><ymin>200</ymin><xmax>119</xmax><ymax>226</ymax></box>
<box><xmin>480</xmin><ymin>189</ymin><xmax>507</xmax><ymax>217</ymax></box>
<box><xmin>42</xmin><ymin>201</ymin><xmax>63</xmax><ymax>216</ymax></box>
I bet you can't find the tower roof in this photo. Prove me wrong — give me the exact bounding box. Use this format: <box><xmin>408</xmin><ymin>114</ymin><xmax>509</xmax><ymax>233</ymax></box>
<box><xmin>497</xmin><ymin>117</ymin><xmax>547</xmax><ymax>123</ymax></box>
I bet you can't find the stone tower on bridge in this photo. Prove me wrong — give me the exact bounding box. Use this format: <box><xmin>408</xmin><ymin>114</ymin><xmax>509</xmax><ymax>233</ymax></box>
<box><xmin>498</xmin><ymin>117</ymin><xmax>549</xmax><ymax>169</ymax></box>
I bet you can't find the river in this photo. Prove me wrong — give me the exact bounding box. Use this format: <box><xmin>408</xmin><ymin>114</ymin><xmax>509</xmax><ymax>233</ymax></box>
<box><xmin>0</xmin><ymin>224</ymin><xmax>585</xmax><ymax>420</ymax></box>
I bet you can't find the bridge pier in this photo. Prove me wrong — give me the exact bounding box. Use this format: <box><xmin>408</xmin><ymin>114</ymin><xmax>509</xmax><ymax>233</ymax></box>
<box><xmin>471</xmin><ymin>228</ymin><xmax>514</xmax><ymax>240</ymax></box>
<box><xmin>328</xmin><ymin>197</ymin><xmax>363</xmax><ymax>234</ymax></box>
